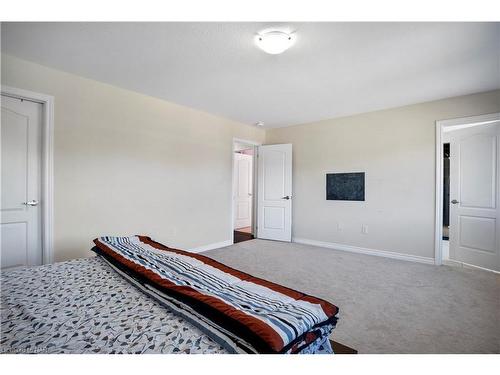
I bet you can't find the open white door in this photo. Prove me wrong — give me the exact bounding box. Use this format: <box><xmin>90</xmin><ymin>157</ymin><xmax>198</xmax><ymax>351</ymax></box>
<box><xmin>257</xmin><ymin>144</ymin><xmax>292</xmax><ymax>242</ymax></box>
<box><xmin>449</xmin><ymin>121</ymin><xmax>500</xmax><ymax>272</ymax></box>
<box><xmin>233</xmin><ymin>153</ymin><xmax>253</xmax><ymax>229</ymax></box>
<box><xmin>1</xmin><ymin>95</ymin><xmax>43</xmax><ymax>269</ymax></box>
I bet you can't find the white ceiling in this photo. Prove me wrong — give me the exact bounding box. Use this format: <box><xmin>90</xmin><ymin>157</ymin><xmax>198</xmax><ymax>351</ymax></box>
<box><xmin>2</xmin><ymin>22</ymin><xmax>499</xmax><ymax>128</ymax></box>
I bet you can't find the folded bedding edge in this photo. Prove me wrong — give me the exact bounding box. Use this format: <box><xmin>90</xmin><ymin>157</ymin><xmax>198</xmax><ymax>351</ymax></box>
<box><xmin>93</xmin><ymin>246</ymin><xmax>275</xmax><ymax>353</ymax></box>
<box><xmin>134</xmin><ymin>236</ymin><xmax>339</xmax><ymax>318</ymax></box>
<box><xmin>92</xmin><ymin>236</ymin><xmax>339</xmax><ymax>354</ymax></box>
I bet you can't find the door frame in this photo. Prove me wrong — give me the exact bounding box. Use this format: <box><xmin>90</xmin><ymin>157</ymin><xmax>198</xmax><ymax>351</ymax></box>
<box><xmin>231</xmin><ymin>137</ymin><xmax>261</xmax><ymax>245</ymax></box>
<box><xmin>1</xmin><ymin>85</ymin><xmax>55</xmax><ymax>264</ymax></box>
<box><xmin>434</xmin><ymin>112</ymin><xmax>500</xmax><ymax>268</ymax></box>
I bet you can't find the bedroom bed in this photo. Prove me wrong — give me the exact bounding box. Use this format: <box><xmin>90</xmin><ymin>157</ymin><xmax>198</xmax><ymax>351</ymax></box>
<box><xmin>1</xmin><ymin>236</ymin><xmax>340</xmax><ymax>354</ymax></box>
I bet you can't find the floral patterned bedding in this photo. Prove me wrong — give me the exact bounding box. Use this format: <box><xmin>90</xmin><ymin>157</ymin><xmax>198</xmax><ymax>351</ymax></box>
<box><xmin>0</xmin><ymin>257</ymin><xmax>226</xmax><ymax>354</ymax></box>
<box><xmin>0</xmin><ymin>256</ymin><xmax>333</xmax><ymax>354</ymax></box>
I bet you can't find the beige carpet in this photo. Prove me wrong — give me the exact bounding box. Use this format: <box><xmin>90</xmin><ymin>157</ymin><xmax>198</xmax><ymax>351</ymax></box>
<box><xmin>205</xmin><ymin>239</ymin><xmax>500</xmax><ymax>354</ymax></box>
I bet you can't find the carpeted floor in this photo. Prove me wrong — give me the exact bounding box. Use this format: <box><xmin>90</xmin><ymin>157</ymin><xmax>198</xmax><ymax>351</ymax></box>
<box><xmin>205</xmin><ymin>239</ymin><xmax>500</xmax><ymax>354</ymax></box>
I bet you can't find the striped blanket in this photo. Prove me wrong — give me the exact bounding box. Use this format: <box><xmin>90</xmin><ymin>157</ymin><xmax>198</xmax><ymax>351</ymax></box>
<box><xmin>92</xmin><ymin>236</ymin><xmax>339</xmax><ymax>354</ymax></box>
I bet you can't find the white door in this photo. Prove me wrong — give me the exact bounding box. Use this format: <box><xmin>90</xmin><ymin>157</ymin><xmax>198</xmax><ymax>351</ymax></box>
<box><xmin>257</xmin><ymin>144</ymin><xmax>292</xmax><ymax>242</ymax></box>
<box><xmin>449</xmin><ymin>121</ymin><xmax>500</xmax><ymax>272</ymax></box>
<box><xmin>1</xmin><ymin>95</ymin><xmax>43</xmax><ymax>269</ymax></box>
<box><xmin>233</xmin><ymin>153</ymin><xmax>253</xmax><ymax>229</ymax></box>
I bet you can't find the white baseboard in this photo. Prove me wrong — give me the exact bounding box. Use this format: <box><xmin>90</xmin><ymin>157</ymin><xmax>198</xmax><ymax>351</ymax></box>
<box><xmin>190</xmin><ymin>240</ymin><xmax>232</xmax><ymax>253</ymax></box>
<box><xmin>443</xmin><ymin>258</ymin><xmax>500</xmax><ymax>274</ymax></box>
<box><xmin>293</xmin><ymin>237</ymin><xmax>435</xmax><ymax>265</ymax></box>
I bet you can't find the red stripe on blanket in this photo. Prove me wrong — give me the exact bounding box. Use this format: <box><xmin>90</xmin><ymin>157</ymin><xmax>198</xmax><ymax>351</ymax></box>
<box><xmin>94</xmin><ymin>238</ymin><xmax>285</xmax><ymax>353</ymax></box>
<box><xmin>137</xmin><ymin>236</ymin><xmax>338</xmax><ymax>317</ymax></box>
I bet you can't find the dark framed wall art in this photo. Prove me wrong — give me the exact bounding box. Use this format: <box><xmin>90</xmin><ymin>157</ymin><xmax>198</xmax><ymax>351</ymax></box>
<box><xmin>326</xmin><ymin>172</ymin><xmax>365</xmax><ymax>201</ymax></box>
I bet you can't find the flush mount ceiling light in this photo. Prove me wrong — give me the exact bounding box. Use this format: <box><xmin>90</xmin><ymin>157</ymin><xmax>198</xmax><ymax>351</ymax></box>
<box><xmin>255</xmin><ymin>31</ymin><xmax>296</xmax><ymax>55</ymax></box>
<box><xmin>255</xmin><ymin>121</ymin><xmax>265</xmax><ymax>127</ymax></box>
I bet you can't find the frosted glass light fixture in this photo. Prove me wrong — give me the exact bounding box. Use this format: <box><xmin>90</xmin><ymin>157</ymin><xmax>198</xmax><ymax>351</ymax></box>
<box><xmin>255</xmin><ymin>31</ymin><xmax>295</xmax><ymax>55</ymax></box>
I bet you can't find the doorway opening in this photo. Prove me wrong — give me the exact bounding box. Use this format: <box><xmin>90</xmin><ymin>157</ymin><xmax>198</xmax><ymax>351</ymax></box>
<box><xmin>231</xmin><ymin>140</ymin><xmax>293</xmax><ymax>245</ymax></box>
<box><xmin>435</xmin><ymin>113</ymin><xmax>500</xmax><ymax>272</ymax></box>
<box><xmin>232</xmin><ymin>139</ymin><xmax>257</xmax><ymax>244</ymax></box>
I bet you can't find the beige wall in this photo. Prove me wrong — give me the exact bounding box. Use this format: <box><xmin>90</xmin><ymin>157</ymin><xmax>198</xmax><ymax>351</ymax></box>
<box><xmin>3</xmin><ymin>53</ymin><xmax>499</xmax><ymax>263</ymax></box>
<box><xmin>1</xmin><ymin>54</ymin><xmax>265</xmax><ymax>262</ymax></box>
<box><xmin>266</xmin><ymin>90</ymin><xmax>500</xmax><ymax>260</ymax></box>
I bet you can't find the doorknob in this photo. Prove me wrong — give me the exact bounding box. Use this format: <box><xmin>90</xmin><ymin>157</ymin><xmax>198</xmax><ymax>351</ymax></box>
<box><xmin>282</xmin><ymin>196</ymin><xmax>291</xmax><ymax>200</ymax></box>
<box><xmin>451</xmin><ymin>199</ymin><xmax>459</xmax><ymax>204</ymax></box>
<box><xmin>22</xmin><ymin>200</ymin><xmax>39</xmax><ymax>206</ymax></box>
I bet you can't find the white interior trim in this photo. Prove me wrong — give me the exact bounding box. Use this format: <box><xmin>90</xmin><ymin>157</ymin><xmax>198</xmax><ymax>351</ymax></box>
<box><xmin>443</xmin><ymin>258</ymin><xmax>500</xmax><ymax>274</ymax></box>
<box><xmin>189</xmin><ymin>240</ymin><xmax>232</xmax><ymax>254</ymax></box>
<box><xmin>231</xmin><ymin>137</ymin><xmax>261</xmax><ymax>244</ymax></box>
<box><xmin>441</xmin><ymin>239</ymin><xmax>449</xmax><ymax>260</ymax></box>
<box><xmin>434</xmin><ymin>112</ymin><xmax>500</xmax><ymax>267</ymax></box>
<box><xmin>294</xmin><ymin>237</ymin><xmax>435</xmax><ymax>265</ymax></box>
<box><xmin>1</xmin><ymin>85</ymin><xmax>55</xmax><ymax>265</ymax></box>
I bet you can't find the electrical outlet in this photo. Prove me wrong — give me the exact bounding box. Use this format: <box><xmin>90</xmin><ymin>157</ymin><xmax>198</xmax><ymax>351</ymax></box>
<box><xmin>361</xmin><ymin>224</ymin><xmax>368</xmax><ymax>234</ymax></box>
<box><xmin>337</xmin><ymin>222</ymin><xmax>343</xmax><ymax>232</ymax></box>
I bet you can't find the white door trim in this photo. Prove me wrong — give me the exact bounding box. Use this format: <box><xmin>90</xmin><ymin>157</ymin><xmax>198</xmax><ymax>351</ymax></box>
<box><xmin>231</xmin><ymin>138</ymin><xmax>261</xmax><ymax>244</ymax></box>
<box><xmin>434</xmin><ymin>112</ymin><xmax>500</xmax><ymax>268</ymax></box>
<box><xmin>1</xmin><ymin>85</ymin><xmax>55</xmax><ymax>264</ymax></box>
